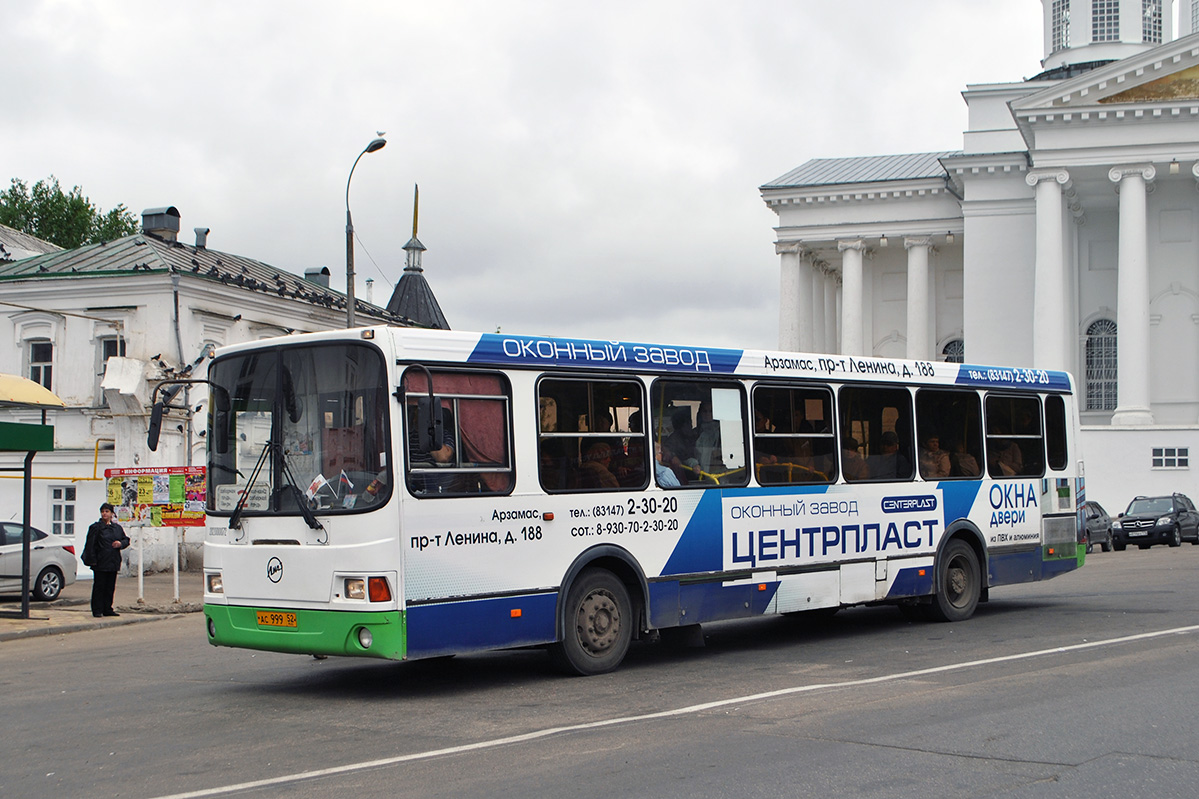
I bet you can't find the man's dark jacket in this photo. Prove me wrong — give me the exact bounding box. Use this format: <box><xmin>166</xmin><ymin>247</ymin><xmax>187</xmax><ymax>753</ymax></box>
<box><xmin>84</xmin><ymin>520</ymin><xmax>130</xmax><ymax>572</ymax></box>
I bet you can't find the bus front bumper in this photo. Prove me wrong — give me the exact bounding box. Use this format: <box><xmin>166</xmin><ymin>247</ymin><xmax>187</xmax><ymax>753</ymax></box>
<box><xmin>204</xmin><ymin>603</ymin><xmax>406</xmax><ymax>660</ymax></box>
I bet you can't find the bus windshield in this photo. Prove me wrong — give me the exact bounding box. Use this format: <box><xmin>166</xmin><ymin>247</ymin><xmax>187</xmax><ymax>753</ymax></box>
<box><xmin>207</xmin><ymin>342</ymin><xmax>390</xmax><ymax>515</ymax></box>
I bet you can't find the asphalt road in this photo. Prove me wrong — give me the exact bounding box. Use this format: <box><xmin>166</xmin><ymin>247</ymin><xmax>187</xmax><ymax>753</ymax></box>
<box><xmin>2</xmin><ymin>546</ymin><xmax>1197</xmax><ymax>799</ymax></box>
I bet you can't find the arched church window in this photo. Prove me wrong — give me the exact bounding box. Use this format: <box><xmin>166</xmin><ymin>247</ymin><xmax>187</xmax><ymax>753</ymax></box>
<box><xmin>941</xmin><ymin>339</ymin><xmax>964</xmax><ymax>364</ymax></box>
<box><xmin>1085</xmin><ymin>319</ymin><xmax>1117</xmax><ymax>411</ymax></box>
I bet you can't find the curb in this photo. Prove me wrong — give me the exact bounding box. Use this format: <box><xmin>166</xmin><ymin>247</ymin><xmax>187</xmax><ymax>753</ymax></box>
<box><xmin>0</xmin><ymin>612</ymin><xmax>193</xmax><ymax>642</ymax></box>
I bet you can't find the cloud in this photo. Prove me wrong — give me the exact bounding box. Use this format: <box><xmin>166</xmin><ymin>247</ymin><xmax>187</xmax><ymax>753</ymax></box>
<box><xmin>2</xmin><ymin>0</ymin><xmax>1043</xmax><ymax>349</ymax></box>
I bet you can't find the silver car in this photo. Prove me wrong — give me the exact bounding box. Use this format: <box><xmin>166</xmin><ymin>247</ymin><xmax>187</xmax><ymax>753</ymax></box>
<box><xmin>0</xmin><ymin>521</ymin><xmax>78</xmax><ymax>601</ymax></box>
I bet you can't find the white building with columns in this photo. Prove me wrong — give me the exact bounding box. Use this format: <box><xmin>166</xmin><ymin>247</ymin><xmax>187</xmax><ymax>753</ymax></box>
<box><xmin>763</xmin><ymin>0</ymin><xmax>1199</xmax><ymax>511</ymax></box>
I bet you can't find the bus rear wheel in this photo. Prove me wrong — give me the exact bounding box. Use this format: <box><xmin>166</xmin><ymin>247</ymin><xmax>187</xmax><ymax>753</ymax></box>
<box><xmin>551</xmin><ymin>568</ymin><xmax>632</xmax><ymax>676</ymax></box>
<box><xmin>927</xmin><ymin>539</ymin><xmax>980</xmax><ymax>623</ymax></box>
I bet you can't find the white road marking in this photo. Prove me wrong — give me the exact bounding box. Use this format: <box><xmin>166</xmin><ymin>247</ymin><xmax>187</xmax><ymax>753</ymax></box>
<box><xmin>151</xmin><ymin>624</ymin><xmax>1199</xmax><ymax>799</ymax></box>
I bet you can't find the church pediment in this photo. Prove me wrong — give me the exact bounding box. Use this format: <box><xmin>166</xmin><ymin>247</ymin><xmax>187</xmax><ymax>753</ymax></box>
<box><xmin>1012</xmin><ymin>32</ymin><xmax>1199</xmax><ymax>112</ymax></box>
<box><xmin>1100</xmin><ymin>64</ymin><xmax>1199</xmax><ymax>103</ymax></box>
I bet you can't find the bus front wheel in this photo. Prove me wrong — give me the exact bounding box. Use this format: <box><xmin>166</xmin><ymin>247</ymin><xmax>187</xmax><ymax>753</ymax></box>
<box><xmin>927</xmin><ymin>539</ymin><xmax>980</xmax><ymax>623</ymax></box>
<box><xmin>551</xmin><ymin>568</ymin><xmax>632</xmax><ymax>676</ymax></box>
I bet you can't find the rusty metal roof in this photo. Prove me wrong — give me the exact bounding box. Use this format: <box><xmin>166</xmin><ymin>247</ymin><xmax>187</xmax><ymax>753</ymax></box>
<box><xmin>762</xmin><ymin>151</ymin><xmax>960</xmax><ymax>189</ymax></box>
<box><xmin>0</xmin><ymin>232</ymin><xmax>415</xmax><ymax>325</ymax></box>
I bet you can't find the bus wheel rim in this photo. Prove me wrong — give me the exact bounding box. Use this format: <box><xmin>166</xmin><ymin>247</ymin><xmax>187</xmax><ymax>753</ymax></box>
<box><xmin>946</xmin><ymin>559</ymin><xmax>969</xmax><ymax>606</ymax></box>
<box><xmin>577</xmin><ymin>589</ymin><xmax>621</xmax><ymax>654</ymax></box>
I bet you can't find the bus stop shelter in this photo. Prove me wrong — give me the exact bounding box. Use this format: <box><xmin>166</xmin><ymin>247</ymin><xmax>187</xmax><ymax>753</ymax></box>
<box><xmin>0</xmin><ymin>373</ymin><xmax>65</xmax><ymax>620</ymax></box>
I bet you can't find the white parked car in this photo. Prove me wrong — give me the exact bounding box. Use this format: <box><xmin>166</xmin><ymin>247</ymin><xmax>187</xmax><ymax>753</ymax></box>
<box><xmin>0</xmin><ymin>521</ymin><xmax>78</xmax><ymax>601</ymax></box>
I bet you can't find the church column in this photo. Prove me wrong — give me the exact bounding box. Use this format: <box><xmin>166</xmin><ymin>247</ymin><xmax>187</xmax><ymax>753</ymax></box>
<box><xmin>1026</xmin><ymin>168</ymin><xmax>1070</xmax><ymax>371</ymax></box>
<box><xmin>838</xmin><ymin>239</ymin><xmax>865</xmax><ymax>356</ymax></box>
<box><xmin>1108</xmin><ymin>164</ymin><xmax>1155</xmax><ymax>425</ymax></box>
<box><xmin>777</xmin><ymin>241</ymin><xmax>801</xmax><ymax>351</ymax></box>
<box><xmin>824</xmin><ymin>267</ymin><xmax>839</xmax><ymax>353</ymax></box>
<box><xmin>811</xmin><ymin>262</ymin><xmax>826</xmax><ymax>352</ymax></box>
<box><xmin>904</xmin><ymin>236</ymin><xmax>932</xmax><ymax>360</ymax></box>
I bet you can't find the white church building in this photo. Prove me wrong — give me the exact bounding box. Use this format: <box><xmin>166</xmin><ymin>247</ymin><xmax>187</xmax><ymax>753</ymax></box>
<box><xmin>763</xmin><ymin>0</ymin><xmax>1199</xmax><ymax>511</ymax></box>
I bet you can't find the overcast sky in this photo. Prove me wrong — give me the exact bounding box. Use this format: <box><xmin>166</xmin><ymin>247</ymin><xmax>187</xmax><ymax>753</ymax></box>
<box><xmin>3</xmin><ymin>1</ymin><xmax>1046</xmax><ymax>349</ymax></box>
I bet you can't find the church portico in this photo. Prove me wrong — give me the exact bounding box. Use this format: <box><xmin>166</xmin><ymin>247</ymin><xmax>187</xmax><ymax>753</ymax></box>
<box><xmin>761</xmin><ymin>1</ymin><xmax>1199</xmax><ymax>509</ymax></box>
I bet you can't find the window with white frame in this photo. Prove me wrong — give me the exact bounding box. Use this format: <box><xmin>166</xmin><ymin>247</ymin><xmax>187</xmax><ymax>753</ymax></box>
<box><xmin>1093</xmin><ymin>0</ymin><xmax>1120</xmax><ymax>41</ymax></box>
<box><xmin>1143</xmin><ymin>0</ymin><xmax>1162</xmax><ymax>43</ymax></box>
<box><xmin>1152</xmin><ymin>447</ymin><xmax>1189</xmax><ymax>469</ymax></box>
<box><xmin>941</xmin><ymin>339</ymin><xmax>964</xmax><ymax>364</ymax></box>
<box><xmin>96</xmin><ymin>335</ymin><xmax>127</xmax><ymax>406</ymax></box>
<box><xmin>28</xmin><ymin>339</ymin><xmax>53</xmax><ymax>390</ymax></box>
<box><xmin>1052</xmin><ymin>0</ymin><xmax>1071</xmax><ymax>52</ymax></box>
<box><xmin>1085</xmin><ymin>319</ymin><xmax>1117</xmax><ymax>411</ymax></box>
<box><xmin>50</xmin><ymin>485</ymin><xmax>77</xmax><ymax>538</ymax></box>
<box><xmin>1193</xmin><ymin>0</ymin><xmax>1199</xmax><ymax>34</ymax></box>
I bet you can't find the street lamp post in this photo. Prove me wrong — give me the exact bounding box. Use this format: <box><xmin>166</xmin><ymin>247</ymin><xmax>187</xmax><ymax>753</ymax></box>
<box><xmin>345</xmin><ymin>136</ymin><xmax>387</xmax><ymax>328</ymax></box>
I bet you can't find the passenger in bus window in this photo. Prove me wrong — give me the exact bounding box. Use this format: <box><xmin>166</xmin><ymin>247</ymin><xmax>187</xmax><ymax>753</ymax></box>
<box><xmin>948</xmin><ymin>437</ymin><xmax>980</xmax><ymax>477</ymax></box>
<box><xmin>578</xmin><ymin>443</ymin><xmax>620</xmax><ymax>489</ymax></box>
<box><xmin>407</xmin><ymin>405</ymin><xmax>458</xmax><ymax>495</ymax></box>
<box><xmin>654</xmin><ymin>440</ymin><xmax>682</xmax><ymax>487</ymax></box>
<box><xmin>616</xmin><ymin>411</ymin><xmax>647</xmax><ymax>488</ymax></box>
<box><xmin>918</xmin><ymin>432</ymin><xmax>951</xmax><ymax>479</ymax></box>
<box><xmin>996</xmin><ymin>439</ymin><xmax>1024</xmax><ymax>476</ymax></box>
<box><xmin>665</xmin><ymin>408</ymin><xmax>699</xmax><ymax>470</ymax></box>
<box><xmin>694</xmin><ymin>400</ymin><xmax>725</xmax><ymax>474</ymax></box>
<box><xmin>868</xmin><ymin>431</ymin><xmax>910</xmax><ymax>479</ymax></box>
<box><xmin>754</xmin><ymin>410</ymin><xmax>779</xmax><ymax>466</ymax></box>
<box><xmin>841</xmin><ymin>437</ymin><xmax>869</xmax><ymax>481</ymax></box>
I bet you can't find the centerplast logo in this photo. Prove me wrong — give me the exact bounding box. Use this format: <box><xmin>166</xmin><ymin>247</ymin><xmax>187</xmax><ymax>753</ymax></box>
<box><xmin>882</xmin><ymin>495</ymin><xmax>938</xmax><ymax>514</ymax></box>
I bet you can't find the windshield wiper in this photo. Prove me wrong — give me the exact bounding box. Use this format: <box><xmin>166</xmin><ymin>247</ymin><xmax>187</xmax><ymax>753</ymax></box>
<box><xmin>229</xmin><ymin>439</ymin><xmax>271</xmax><ymax>531</ymax></box>
<box><xmin>228</xmin><ymin>440</ymin><xmax>324</xmax><ymax>533</ymax></box>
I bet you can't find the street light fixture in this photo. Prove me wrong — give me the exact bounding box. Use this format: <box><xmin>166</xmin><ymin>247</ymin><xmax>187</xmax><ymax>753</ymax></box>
<box><xmin>345</xmin><ymin>136</ymin><xmax>387</xmax><ymax>328</ymax></box>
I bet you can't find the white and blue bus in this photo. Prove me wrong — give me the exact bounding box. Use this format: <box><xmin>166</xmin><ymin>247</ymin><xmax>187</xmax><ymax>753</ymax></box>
<box><xmin>200</xmin><ymin>327</ymin><xmax>1085</xmax><ymax>674</ymax></box>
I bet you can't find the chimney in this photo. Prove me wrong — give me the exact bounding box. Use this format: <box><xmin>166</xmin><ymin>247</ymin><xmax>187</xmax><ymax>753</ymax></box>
<box><xmin>304</xmin><ymin>266</ymin><xmax>331</xmax><ymax>288</ymax></box>
<box><xmin>141</xmin><ymin>207</ymin><xmax>181</xmax><ymax>242</ymax></box>
<box><xmin>194</xmin><ymin>227</ymin><xmax>210</xmax><ymax>249</ymax></box>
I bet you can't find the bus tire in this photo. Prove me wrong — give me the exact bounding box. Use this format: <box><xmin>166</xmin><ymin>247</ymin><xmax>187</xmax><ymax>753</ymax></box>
<box><xmin>550</xmin><ymin>568</ymin><xmax>632</xmax><ymax>676</ymax></box>
<box><xmin>927</xmin><ymin>539</ymin><xmax>980</xmax><ymax>623</ymax></box>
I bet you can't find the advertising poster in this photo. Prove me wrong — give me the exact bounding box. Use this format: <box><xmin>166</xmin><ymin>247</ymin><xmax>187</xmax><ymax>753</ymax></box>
<box><xmin>105</xmin><ymin>466</ymin><xmax>207</xmax><ymax>527</ymax></box>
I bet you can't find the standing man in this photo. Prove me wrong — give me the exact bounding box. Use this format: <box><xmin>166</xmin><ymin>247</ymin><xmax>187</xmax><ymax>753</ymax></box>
<box><xmin>83</xmin><ymin>503</ymin><xmax>130</xmax><ymax>618</ymax></box>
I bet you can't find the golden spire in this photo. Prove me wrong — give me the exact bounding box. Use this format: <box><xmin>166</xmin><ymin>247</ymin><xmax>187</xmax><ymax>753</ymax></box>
<box><xmin>412</xmin><ymin>184</ymin><xmax>419</xmax><ymax>239</ymax></box>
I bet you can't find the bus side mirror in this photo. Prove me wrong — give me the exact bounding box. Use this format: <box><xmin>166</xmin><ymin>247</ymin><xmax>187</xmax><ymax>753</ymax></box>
<box><xmin>147</xmin><ymin>402</ymin><xmax>164</xmax><ymax>451</ymax></box>
<box><xmin>416</xmin><ymin>396</ymin><xmax>444</xmax><ymax>453</ymax></box>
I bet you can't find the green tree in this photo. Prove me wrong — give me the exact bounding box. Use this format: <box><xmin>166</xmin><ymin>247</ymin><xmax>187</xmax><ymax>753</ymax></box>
<box><xmin>0</xmin><ymin>176</ymin><xmax>139</xmax><ymax>249</ymax></box>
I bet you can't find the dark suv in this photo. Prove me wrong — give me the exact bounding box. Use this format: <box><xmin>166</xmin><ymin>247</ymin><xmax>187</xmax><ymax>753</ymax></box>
<box><xmin>1112</xmin><ymin>493</ymin><xmax>1199</xmax><ymax>550</ymax></box>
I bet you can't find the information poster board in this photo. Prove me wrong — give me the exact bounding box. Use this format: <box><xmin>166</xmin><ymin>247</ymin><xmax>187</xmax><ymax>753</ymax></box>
<box><xmin>105</xmin><ymin>466</ymin><xmax>207</xmax><ymax>527</ymax></box>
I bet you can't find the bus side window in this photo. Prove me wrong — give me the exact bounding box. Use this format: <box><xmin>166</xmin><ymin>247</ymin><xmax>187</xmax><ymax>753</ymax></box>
<box><xmin>752</xmin><ymin>385</ymin><xmax>835</xmax><ymax>485</ymax></box>
<box><xmin>837</xmin><ymin>386</ymin><xmax>914</xmax><ymax>483</ymax></box>
<box><xmin>537</xmin><ymin>377</ymin><xmax>646</xmax><ymax>492</ymax></box>
<box><xmin>985</xmin><ymin>394</ymin><xmax>1044</xmax><ymax>478</ymax></box>
<box><xmin>1045</xmin><ymin>394</ymin><xmax>1068</xmax><ymax>471</ymax></box>
<box><xmin>916</xmin><ymin>389</ymin><xmax>983</xmax><ymax>479</ymax></box>
<box><xmin>401</xmin><ymin>368</ymin><xmax>514</xmax><ymax>497</ymax></box>
<box><xmin>650</xmin><ymin>380</ymin><xmax>749</xmax><ymax>488</ymax></box>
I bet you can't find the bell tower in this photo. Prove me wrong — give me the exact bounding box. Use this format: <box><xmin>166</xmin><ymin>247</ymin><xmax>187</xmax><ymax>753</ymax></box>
<box><xmin>1041</xmin><ymin>0</ymin><xmax>1174</xmax><ymax>73</ymax></box>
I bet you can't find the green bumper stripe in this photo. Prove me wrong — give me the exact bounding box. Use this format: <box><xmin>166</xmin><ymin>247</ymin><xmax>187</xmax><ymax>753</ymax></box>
<box><xmin>204</xmin><ymin>604</ymin><xmax>406</xmax><ymax>660</ymax></box>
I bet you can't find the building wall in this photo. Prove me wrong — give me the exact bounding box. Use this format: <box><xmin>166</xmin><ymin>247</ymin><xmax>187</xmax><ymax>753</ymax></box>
<box><xmin>1</xmin><ymin>270</ymin><xmax>353</xmax><ymax>575</ymax></box>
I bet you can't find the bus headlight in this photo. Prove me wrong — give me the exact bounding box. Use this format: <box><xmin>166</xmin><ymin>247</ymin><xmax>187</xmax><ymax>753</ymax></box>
<box><xmin>345</xmin><ymin>578</ymin><xmax>366</xmax><ymax>600</ymax></box>
<box><xmin>206</xmin><ymin>573</ymin><xmax>224</xmax><ymax>594</ymax></box>
<box><xmin>357</xmin><ymin>627</ymin><xmax>373</xmax><ymax>649</ymax></box>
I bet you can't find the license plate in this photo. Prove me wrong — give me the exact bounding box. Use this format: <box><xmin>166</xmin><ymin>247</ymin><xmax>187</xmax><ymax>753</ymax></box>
<box><xmin>256</xmin><ymin>610</ymin><xmax>298</xmax><ymax>628</ymax></box>
<box><xmin>1128</xmin><ymin>531</ymin><xmax>1147</xmax><ymax>537</ymax></box>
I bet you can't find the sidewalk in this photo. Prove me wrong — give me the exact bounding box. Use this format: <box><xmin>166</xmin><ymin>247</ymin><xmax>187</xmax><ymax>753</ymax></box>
<box><xmin>0</xmin><ymin>569</ymin><xmax>204</xmax><ymax>642</ymax></box>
